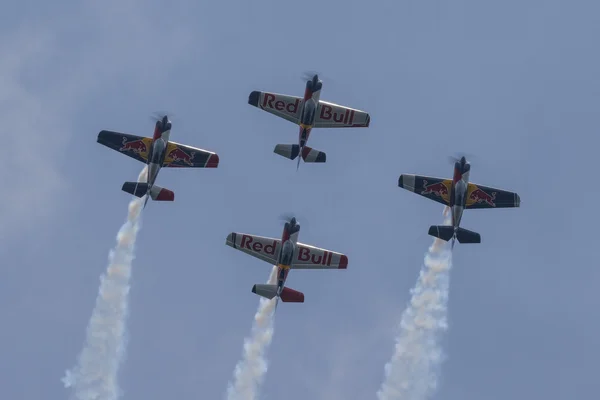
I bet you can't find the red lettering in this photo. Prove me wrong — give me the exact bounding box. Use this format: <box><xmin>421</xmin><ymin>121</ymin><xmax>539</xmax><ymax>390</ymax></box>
<box><xmin>240</xmin><ymin>235</ymin><xmax>253</xmax><ymax>249</ymax></box>
<box><xmin>264</xmin><ymin>240</ymin><xmax>276</xmax><ymax>255</ymax></box>
<box><xmin>349</xmin><ymin>110</ymin><xmax>355</xmax><ymax>125</ymax></box>
<box><xmin>311</xmin><ymin>254</ymin><xmax>323</xmax><ymax>264</ymax></box>
<box><xmin>333</xmin><ymin>111</ymin><xmax>344</xmax><ymax>123</ymax></box>
<box><xmin>320</xmin><ymin>105</ymin><xmax>332</xmax><ymax>120</ymax></box>
<box><xmin>298</xmin><ymin>247</ymin><xmax>310</xmax><ymax>261</ymax></box>
<box><xmin>252</xmin><ymin>241</ymin><xmax>263</xmax><ymax>252</ymax></box>
<box><xmin>262</xmin><ymin>93</ymin><xmax>275</xmax><ymax>108</ymax></box>
<box><xmin>263</xmin><ymin>94</ymin><xmax>300</xmax><ymax>115</ymax></box>
<box><xmin>287</xmin><ymin>99</ymin><xmax>300</xmax><ymax>113</ymax></box>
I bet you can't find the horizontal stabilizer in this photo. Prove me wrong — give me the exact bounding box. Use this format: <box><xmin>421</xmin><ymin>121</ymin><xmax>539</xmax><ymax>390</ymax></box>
<box><xmin>149</xmin><ymin>185</ymin><xmax>174</xmax><ymax>201</ymax></box>
<box><xmin>122</xmin><ymin>182</ymin><xmax>149</xmax><ymax>198</ymax></box>
<box><xmin>428</xmin><ymin>225</ymin><xmax>455</xmax><ymax>242</ymax></box>
<box><xmin>252</xmin><ymin>284</ymin><xmax>278</xmax><ymax>299</ymax></box>
<box><xmin>274</xmin><ymin>144</ymin><xmax>300</xmax><ymax>160</ymax></box>
<box><xmin>301</xmin><ymin>146</ymin><xmax>326</xmax><ymax>163</ymax></box>
<box><xmin>455</xmin><ymin>227</ymin><xmax>481</xmax><ymax>244</ymax></box>
<box><xmin>428</xmin><ymin>225</ymin><xmax>481</xmax><ymax>244</ymax></box>
<box><xmin>280</xmin><ymin>287</ymin><xmax>304</xmax><ymax>303</ymax></box>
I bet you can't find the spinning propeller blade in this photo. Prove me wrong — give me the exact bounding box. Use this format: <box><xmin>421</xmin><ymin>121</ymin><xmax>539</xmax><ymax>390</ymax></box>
<box><xmin>149</xmin><ymin>111</ymin><xmax>176</xmax><ymax>123</ymax></box>
<box><xmin>300</xmin><ymin>70</ymin><xmax>335</xmax><ymax>85</ymax></box>
<box><xmin>277</xmin><ymin>212</ymin><xmax>309</xmax><ymax>231</ymax></box>
<box><xmin>447</xmin><ymin>152</ymin><xmax>478</xmax><ymax>164</ymax></box>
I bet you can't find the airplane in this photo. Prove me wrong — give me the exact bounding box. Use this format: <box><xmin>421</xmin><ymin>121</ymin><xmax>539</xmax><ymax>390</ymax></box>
<box><xmin>225</xmin><ymin>216</ymin><xmax>348</xmax><ymax>305</ymax></box>
<box><xmin>247</xmin><ymin>73</ymin><xmax>371</xmax><ymax>169</ymax></box>
<box><xmin>397</xmin><ymin>156</ymin><xmax>521</xmax><ymax>247</ymax></box>
<box><xmin>96</xmin><ymin>115</ymin><xmax>219</xmax><ymax>207</ymax></box>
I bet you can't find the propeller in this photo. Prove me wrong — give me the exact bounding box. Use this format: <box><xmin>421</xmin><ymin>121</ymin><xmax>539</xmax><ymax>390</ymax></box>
<box><xmin>447</xmin><ymin>152</ymin><xmax>478</xmax><ymax>165</ymax></box>
<box><xmin>300</xmin><ymin>70</ymin><xmax>335</xmax><ymax>85</ymax></box>
<box><xmin>149</xmin><ymin>111</ymin><xmax>176</xmax><ymax>124</ymax></box>
<box><xmin>277</xmin><ymin>212</ymin><xmax>309</xmax><ymax>231</ymax></box>
<box><xmin>278</xmin><ymin>212</ymin><xmax>297</xmax><ymax>224</ymax></box>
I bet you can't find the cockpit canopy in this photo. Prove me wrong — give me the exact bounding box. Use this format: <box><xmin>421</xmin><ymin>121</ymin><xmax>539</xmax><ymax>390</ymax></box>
<box><xmin>151</xmin><ymin>139</ymin><xmax>165</xmax><ymax>163</ymax></box>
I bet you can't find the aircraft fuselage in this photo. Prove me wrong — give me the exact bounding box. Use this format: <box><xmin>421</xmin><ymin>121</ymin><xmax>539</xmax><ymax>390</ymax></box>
<box><xmin>449</xmin><ymin>157</ymin><xmax>471</xmax><ymax>235</ymax></box>
<box><xmin>298</xmin><ymin>75</ymin><xmax>323</xmax><ymax>149</ymax></box>
<box><xmin>276</xmin><ymin>219</ymin><xmax>300</xmax><ymax>297</ymax></box>
<box><xmin>145</xmin><ymin>118</ymin><xmax>172</xmax><ymax>191</ymax></box>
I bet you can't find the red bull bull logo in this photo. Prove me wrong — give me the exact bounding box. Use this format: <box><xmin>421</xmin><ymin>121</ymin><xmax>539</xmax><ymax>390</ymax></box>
<box><xmin>167</xmin><ymin>147</ymin><xmax>195</xmax><ymax>166</ymax></box>
<box><xmin>119</xmin><ymin>138</ymin><xmax>148</xmax><ymax>155</ymax></box>
<box><xmin>421</xmin><ymin>180</ymin><xmax>449</xmax><ymax>199</ymax></box>
<box><xmin>468</xmin><ymin>187</ymin><xmax>497</xmax><ymax>207</ymax></box>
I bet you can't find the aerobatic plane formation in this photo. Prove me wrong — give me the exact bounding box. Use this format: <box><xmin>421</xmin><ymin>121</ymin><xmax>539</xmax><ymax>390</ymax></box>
<box><xmin>96</xmin><ymin>72</ymin><xmax>521</xmax><ymax>305</ymax></box>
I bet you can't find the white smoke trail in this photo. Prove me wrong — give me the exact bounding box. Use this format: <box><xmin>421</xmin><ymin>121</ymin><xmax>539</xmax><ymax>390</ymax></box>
<box><xmin>62</xmin><ymin>166</ymin><xmax>147</xmax><ymax>400</ymax></box>
<box><xmin>226</xmin><ymin>266</ymin><xmax>278</xmax><ymax>400</ymax></box>
<box><xmin>377</xmin><ymin>211</ymin><xmax>453</xmax><ymax>400</ymax></box>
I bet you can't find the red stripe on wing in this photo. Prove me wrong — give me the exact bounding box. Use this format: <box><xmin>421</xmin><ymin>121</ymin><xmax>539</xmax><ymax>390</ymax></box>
<box><xmin>338</xmin><ymin>255</ymin><xmax>348</xmax><ymax>269</ymax></box>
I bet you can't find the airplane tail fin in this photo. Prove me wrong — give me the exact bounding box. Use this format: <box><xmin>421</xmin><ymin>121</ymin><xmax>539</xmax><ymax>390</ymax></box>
<box><xmin>427</xmin><ymin>225</ymin><xmax>481</xmax><ymax>244</ymax></box>
<box><xmin>455</xmin><ymin>227</ymin><xmax>481</xmax><ymax>244</ymax></box>
<box><xmin>274</xmin><ymin>144</ymin><xmax>300</xmax><ymax>160</ymax></box>
<box><xmin>252</xmin><ymin>284</ymin><xmax>278</xmax><ymax>299</ymax></box>
<box><xmin>273</xmin><ymin>144</ymin><xmax>326</xmax><ymax>164</ymax></box>
<box><xmin>301</xmin><ymin>146</ymin><xmax>326</xmax><ymax>163</ymax></box>
<box><xmin>121</xmin><ymin>182</ymin><xmax>174</xmax><ymax>201</ymax></box>
<box><xmin>251</xmin><ymin>284</ymin><xmax>304</xmax><ymax>303</ymax></box>
<box><xmin>428</xmin><ymin>225</ymin><xmax>455</xmax><ymax>242</ymax></box>
<box><xmin>148</xmin><ymin>185</ymin><xmax>175</xmax><ymax>201</ymax></box>
<box><xmin>279</xmin><ymin>287</ymin><xmax>304</xmax><ymax>303</ymax></box>
<box><xmin>122</xmin><ymin>182</ymin><xmax>149</xmax><ymax>198</ymax></box>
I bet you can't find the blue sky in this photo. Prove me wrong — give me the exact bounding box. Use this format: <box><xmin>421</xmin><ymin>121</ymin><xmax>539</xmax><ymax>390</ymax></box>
<box><xmin>1</xmin><ymin>0</ymin><xmax>599</xmax><ymax>399</ymax></box>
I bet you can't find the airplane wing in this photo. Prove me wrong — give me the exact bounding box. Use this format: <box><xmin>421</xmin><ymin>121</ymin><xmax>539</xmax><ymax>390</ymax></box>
<box><xmin>466</xmin><ymin>183</ymin><xmax>521</xmax><ymax>209</ymax></box>
<box><xmin>225</xmin><ymin>232</ymin><xmax>281</xmax><ymax>265</ymax></box>
<box><xmin>97</xmin><ymin>130</ymin><xmax>153</xmax><ymax>164</ymax></box>
<box><xmin>398</xmin><ymin>174</ymin><xmax>452</xmax><ymax>206</ymax></box>
<box><xmin>162</xmin><ymin>141</ymin><xmax>219</xmax><ymax>168</ymax></box>
<box><xmin>248</xmin><ymin>91</ymin><xmax>303</xmax><ymax>124</ymax></box>
<box><xmin>292</xmin><ymin>243</ymin><xmax>348</xmax><ymax>269</ymax></box>
<box><xmin>314</xmin><ymin>100</ymin><xmax>370</xmax><ymax>128</ymax></box>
